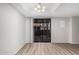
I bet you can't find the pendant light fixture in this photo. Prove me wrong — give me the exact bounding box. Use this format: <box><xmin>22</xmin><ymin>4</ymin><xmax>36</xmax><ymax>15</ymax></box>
<box><xmin>34</xmin><ymin>3</ymin><xmax>45</xmax><ymax>13</ymax></box>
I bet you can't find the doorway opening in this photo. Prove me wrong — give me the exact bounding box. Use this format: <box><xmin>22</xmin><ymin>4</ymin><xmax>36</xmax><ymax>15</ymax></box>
<box><xmin>33</xmin><ymin>18</ymin><xmax>51</xmax><ymax>43</ymax></box>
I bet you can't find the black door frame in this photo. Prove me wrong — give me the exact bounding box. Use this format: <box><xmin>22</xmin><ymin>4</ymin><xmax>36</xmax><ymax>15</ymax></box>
<box><xmin>33</xmin><ymin>18</ymin><xmax>51</xmax><ymax>43</ymax></box>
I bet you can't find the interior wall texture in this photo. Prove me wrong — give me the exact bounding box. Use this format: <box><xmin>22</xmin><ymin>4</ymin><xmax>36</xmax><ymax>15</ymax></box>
<box><xmin>25</xmin><ymin>18</ymin><xmax>33</xmax><ymax>43</ymax></box>
<box><xmin>72</xmin><ymin>16</ymin><xmax>79</xmax><ymax>44</ymax></box>
<box><xmin>26</xmin><ymin>18</ymin><xmax>31</xmax><ymax>43</ymax></box>
<box><xmin>0</xmin><ymin>4</ymin><xmax>26</xmax><ymax>54</ymax></box>
<box><xmin>51</xmin><ymin>17</ymin><xmax>69</xmax><ymax>43</ymax></box>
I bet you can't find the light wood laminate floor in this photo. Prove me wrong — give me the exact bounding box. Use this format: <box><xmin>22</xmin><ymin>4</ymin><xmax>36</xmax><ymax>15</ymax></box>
<box><xmin>16</xmin><ymin>43</ymin><xmax>79</xmax><ymax>55</ymax></box>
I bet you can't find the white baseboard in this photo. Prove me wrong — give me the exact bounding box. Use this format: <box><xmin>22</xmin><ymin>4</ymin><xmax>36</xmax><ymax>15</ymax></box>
<box><xmin>51</xmin><ymin>41</ymin><xmax>68</xmax><ymax>43</ymax></box>
<box><xmin>69</xmin><ymin>42</ymin><xmax>79</xmax><ymax>44</ymax></box>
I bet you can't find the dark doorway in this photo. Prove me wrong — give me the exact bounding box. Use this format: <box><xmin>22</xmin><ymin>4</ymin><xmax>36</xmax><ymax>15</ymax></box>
<box><xmin>33</xmin><ymin>18</ymin><xmax>51</xmax><ymax>43</ymax></box>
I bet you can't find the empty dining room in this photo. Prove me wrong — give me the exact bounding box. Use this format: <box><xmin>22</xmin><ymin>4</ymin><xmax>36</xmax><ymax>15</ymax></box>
<box><xmin>0</xmin><ymin>3</ymin><xmax>79</xmax><ymax>55</ymax></box>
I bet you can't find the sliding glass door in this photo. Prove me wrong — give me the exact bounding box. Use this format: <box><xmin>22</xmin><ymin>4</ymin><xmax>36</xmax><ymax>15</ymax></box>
<box><xmin>33</xmin><ymin>18</ymin><xmax>51</xmax><ymax>42</ymax></box>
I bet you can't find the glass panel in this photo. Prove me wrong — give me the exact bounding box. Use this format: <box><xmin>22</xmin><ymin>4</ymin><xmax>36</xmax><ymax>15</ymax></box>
<box><xmin>34</xmin><ymin>18</ymin><xmax>51</xmax><ymax>42</ymax></box>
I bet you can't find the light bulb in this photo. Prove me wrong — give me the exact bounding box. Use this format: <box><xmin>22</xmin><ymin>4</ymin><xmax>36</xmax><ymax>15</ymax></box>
<box><xmin>42</xmin><ymin>6</ymin><xmax>45</xmax><ymax>9</ymax></box>
<box><xmin>37</xmin><ymin>10</ymin><xmax>41</xmax><ymax>12</ymax></box>
<box><xmin>41</xmin><ymin>9</ymin><xmax>45</xmax><ymax>12</ymax></box>
<box><xmin>34</xmin><ymin>8</ymin><xmax>37</xmax><ymax>11</ymax></box>
<box><xmin>37</xmin><ymin>4</ymin><xmax>41</xmax><ymax>8</ymax></box>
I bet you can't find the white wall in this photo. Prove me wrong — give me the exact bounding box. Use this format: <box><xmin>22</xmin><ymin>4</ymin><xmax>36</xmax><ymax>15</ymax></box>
<box><xmin>25</xmin><ymin>18</ymin><xmax>33</xmax><ymax>43</ymax></box>
<box><xmin>51</xmin><ymin>16</ymin><xmax>79</xmax><ymax>44</ymax></box>
<box><xmin>68</xmin><ymin>17</ymin><xmax>72</xmax><ymax>43</ymax></box>
<box><xmin>25</xmin><ymin>18</ymin><xmax>31</xmax><ymax>43</ymax></box>
<box><xmin>0</xmin><ymin>4</ymin><xmax>26</xmax><ymax>54</ymax></box>
<box><xmin>71</xmin><ymin>16</ymin><xmax>79</xmax><ymax>44</ymax></box>
<box><xmin>51</xmin><ymin>17</ymin><xmax>69</xmax><ymax>43</ymax></box>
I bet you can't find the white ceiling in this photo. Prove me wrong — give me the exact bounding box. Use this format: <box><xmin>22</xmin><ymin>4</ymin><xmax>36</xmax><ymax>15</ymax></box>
<box><xmin>10</xmin><ymin>3</ymin><xmax>79</xmax><ymax>17</ymax></box>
